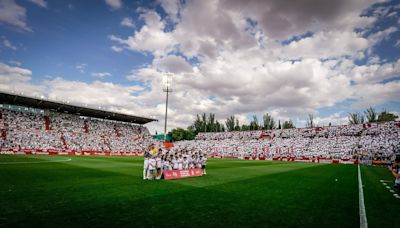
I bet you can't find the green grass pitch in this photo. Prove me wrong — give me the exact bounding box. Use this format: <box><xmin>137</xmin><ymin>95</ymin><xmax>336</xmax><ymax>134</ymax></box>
<box><xmin>0</xmin><ymin>155</ymin><xmax>398</xmax><ymax>227</ymax></box>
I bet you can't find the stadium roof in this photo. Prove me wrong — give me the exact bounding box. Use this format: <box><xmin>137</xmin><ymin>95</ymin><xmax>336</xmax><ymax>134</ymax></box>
<box><xmin>0</xmin><ymin>91</ymin><xmax>157</xmax><ymax>125</ymax></box>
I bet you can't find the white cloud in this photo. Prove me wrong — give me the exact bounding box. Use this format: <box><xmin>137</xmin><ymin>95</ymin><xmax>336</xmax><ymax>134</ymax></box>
<box><xmin>111</xmin><ymin>45</ymin><xmax>123</xmax><ymax>52</ymax></box>
<box><xmin>367</xmin><ymin>26</ymin><xmax>398</xmax><ymax>45</ymax></box>
<box><xmin>110</xmin><ymin>11</ymin><xmax>177</xmax><ymax>57</ymax></box>
<box><xmin>395</xmin><ymin>39</ymin><xmax>400</xmax><ymax>48</ymax></box>
<box><xmin>105</xmin><ymin>0</ymin><xmax>122</xmax><ymax>10</ymax></box>
<box><xmin>351</xmin><ymin>59</ymin><xmax>400</xmax><ymax>83</ymax></box>
<box><xmin>353</xmin><ymin>81</ymin><xmax>400</xmax><ymax>108</ymax></box>
<box><xmin>0</xmin><ymin>0</ymin><xmax>31</xmax><ymax>31</ymax></box>
<box><xmin>121</xmin><ymin>17</ymin><xmax>135</xmax><ymax>28</ymax></box>
<box><xmin>153</xmin><ymin>55</ymin><xmax>193</xmax><ymax>73</ymax></box>
<box><xmin>91</xmin><ymin>72</ymin><xmax>112</xmax><ymax>78</ymax></box>
<box><xmin>0</xmin><ymin>62</ymin><xmax>43</xmax><ymax>95</ymax></box>
<box><xmin>75</xmin><ymin>64</ymin><xmax>87</xmax><ymax>73</ymax></box>
<box><xmin>158</xmin><ymin>0</ymin><xmax>182</xmax><ymax>22</ymax></box>
<box><xmin>3</xmin><ymin>38</ymin><xmax>17</xmax><ymax>50</ymax></box>
<box><xmin>29</xmin><ymin>0</ymin><xmax>47</xmax><ymax>8</ymax></box>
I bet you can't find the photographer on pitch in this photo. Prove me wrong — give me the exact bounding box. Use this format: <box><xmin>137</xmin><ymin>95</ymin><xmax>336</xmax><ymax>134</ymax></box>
<box><xmin>388</xmin><ymin>154</ymin><xmax>400</xmax><ymax>194</ymax></box>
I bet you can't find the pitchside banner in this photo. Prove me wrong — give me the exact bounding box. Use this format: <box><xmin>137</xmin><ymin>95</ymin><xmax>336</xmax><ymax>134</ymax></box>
<box><xmin>164</xmin><ymin>169</ymin><xmax>203</xmax><ymax>180</ymax></box>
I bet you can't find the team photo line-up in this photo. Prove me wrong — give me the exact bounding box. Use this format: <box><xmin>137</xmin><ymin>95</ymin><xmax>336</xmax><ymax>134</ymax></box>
<box><xmin>143</xmin><ymin>145</ymin><xmax>207</xmax><ymax>180</ymax></box>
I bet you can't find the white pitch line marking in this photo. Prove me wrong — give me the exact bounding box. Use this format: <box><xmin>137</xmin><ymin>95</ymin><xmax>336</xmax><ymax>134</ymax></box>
<box><xmin>358</xmin><ymin>165</ymin><xmax>368</xmax><ymax>228</ymax></box>
<box><xmin>0</xmin><ymin>158</ymin><xmax>72</xmax><ymax>165</ymax></box>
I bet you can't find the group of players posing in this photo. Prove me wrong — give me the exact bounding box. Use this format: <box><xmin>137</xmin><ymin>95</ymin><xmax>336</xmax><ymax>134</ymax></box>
<box><xmin>143</xmin><ymin>145</ymin><xmax>208</xmax><ymax>180</ymax></box>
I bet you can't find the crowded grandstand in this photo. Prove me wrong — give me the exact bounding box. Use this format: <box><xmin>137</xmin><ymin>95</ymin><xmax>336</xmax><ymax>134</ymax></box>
<box><xmin>174</xmin><ymin>121</ymin><xmax>400</xmax><ymax>162</ymax></box>
<box><xmin>0</xmin><ymin>92</ymin><xmax>159</xmax><ymax>155</ymax></box>
<box><xmin>1</xmin><ymin>92</ymin><xmax>399</xmax><ymax>164</ymax></box>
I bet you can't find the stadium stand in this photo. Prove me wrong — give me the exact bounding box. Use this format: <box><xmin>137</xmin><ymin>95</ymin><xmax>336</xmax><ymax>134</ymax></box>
<box><xmin>174</xmin><ymin>121</ymin><xmax>400</xmax><ymax>161</ymax></box>
<box><xmin>0</xmin><ymin>91</ymin><xmax>158</xmax><ymax>155</ymax></box>
<box><xmin>0</xmin><ymin>108</ymin><xmax>156</xmax><ymax>154</ymax></box>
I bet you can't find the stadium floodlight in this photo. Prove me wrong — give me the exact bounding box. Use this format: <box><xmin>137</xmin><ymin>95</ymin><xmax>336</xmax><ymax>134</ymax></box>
<box><xmin>162</xmin><ymin>73</ymin><xmax>173</xmax><ymax>142</ymax></box>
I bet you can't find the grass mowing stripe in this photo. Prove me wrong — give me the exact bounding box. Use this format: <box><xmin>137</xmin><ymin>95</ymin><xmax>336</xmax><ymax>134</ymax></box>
<box><xmin>0</xmin><ymin>158</ymin><xmax>72</xmax><ymax>165</ymax></box>
<box><xmin>358</xmin><ymin>165</ymin><xmax>368</xmax><ymax>228</ymax></box>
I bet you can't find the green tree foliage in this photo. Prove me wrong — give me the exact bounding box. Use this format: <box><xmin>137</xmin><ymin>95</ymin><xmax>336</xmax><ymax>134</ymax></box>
<box><xmin>234</xmin><ymin>119</ymin><xmax>241</xmax><ymax>131</ymax></box>
<box><xmin>225</xmin><ymin>115</ymin><xmax>236</xmax><ymax>131</ymax></box>
<box><xmin>377</xmin><ymin>111</ymin><xmax>398</xmax><ymax>122</ymax></box>
<box><xmin>282</xmin><ymin>120</ymin><xmax>295</xmax><ymax>129</ymax></box>
<box><xmin>193</xmin><ymin>114</ymin><xmax>204</xmax><ymax>134</ymax></box>
<box><xmin>262</xmin><ymin>113</ymin><xmax>276</xmax><ymax>130</ymax></box>
<box><xmin>364</xmin><ymin>107</ymin><xmax>377</xmax><ymax>123</ymax></box>
<box><xmin>250</xmin><ymin>115</ymin><xmax>260</xmax><ymax>130</ymax></box>
<box><xmin>348</xmin><ymin>112</ymin><xmax>364</xmax><ymax>125</ymax></box>
<box><xmin>241</xmin><ymin>124</ymin><xmax>250</xmax><ymax>131</ymax></box>
<box><xmin>172</xmin><ymin>113</ymin><xmax>227</xmax><ymax>141</ymax></box>
<box><xmin>170</xmin><ymin>128</ymin><xmax>188</xmax><ymax>141</ymax></box>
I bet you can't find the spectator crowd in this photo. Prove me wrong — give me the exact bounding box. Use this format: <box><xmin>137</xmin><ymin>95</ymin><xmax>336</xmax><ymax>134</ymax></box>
<box><xmin>0</xmin><ymin>109</ymin><xmax>154</xmax><ymax>153</ymax></box>
<box><xmin>1</xmin><ymin>108</ymin><xmax>399</xmax><ymax>162</ymax></box>
<box><xmin>175</xmin><ymin>121</ymin><xmax>400</xmax><ymax>161</ymax></box>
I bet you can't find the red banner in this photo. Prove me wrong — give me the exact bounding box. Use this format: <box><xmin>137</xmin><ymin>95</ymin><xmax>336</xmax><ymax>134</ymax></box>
<box><xmin>163</xmin><ymin>169</ymin><xmax>203</xmax><ymax>180</ymax></box>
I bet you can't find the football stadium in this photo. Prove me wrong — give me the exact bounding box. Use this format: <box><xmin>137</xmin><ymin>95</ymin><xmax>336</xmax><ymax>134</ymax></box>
<box><xmin>1</xmin><ymin>0</ymin><xmax>400</xmax><ymax>227</ymax></box>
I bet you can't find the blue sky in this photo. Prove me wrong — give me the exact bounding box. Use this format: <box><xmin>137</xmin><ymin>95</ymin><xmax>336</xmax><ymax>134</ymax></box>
<box><xmin>0</xmin><ymin>0</ymin><xmax>399</xmax><ymax>133</ymax></box>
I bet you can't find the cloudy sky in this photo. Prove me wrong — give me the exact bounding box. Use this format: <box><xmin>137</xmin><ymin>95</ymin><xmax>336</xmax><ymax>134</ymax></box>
<box><xmin>0</xmin><ymin>0</ymin><xmax>399</xmax><ymax>133</ymax></box>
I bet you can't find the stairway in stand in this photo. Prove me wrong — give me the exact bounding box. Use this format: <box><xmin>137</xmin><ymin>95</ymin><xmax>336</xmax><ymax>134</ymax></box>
<box><xmin>44</xmin><ymin>116</ymin><xmax>51</xmax><ymax>130</ymax></box>
<box><xmin>60</xmin><ymin>134</ymin><xmax>68</xmax><ymax>149</ymax></box>
<box><xmin>84</xmin><ymin>121</ymin><xmax>89</xmax><ymax>133</ymax></box>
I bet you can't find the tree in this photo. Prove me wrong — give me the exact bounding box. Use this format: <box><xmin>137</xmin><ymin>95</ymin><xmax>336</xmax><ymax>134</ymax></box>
<box><xmin>348</xmin><ymin>112</ymin><xmax>364</xmax><ymax>125</ymax></box>
<box><xmin>377</xmin><ymin>111</ymin><xmax>398</xmax><ymax>122</ymax></box>
<box><xmin>234</xmin><ymin>119</ymin><xmax>241</xmax><ymax>131</ymax></box>
<box><xmin>278</xmin><ymin>120</ymin><xmax>281</xmax><ymax>129</ymax></box>
<box><xmin>306</xmin><ymin>114</ymin><xmax>315</xmax><ymax>128</ymax></box>
<box><xmin>206</xmin><ymin>113</ymin><xmax>215</xmax><ymax>132</ymax></box>
<box><xmin>215</xmin><ymin>120</ymin><xmax>221</xmax><ymax>132</ymax></box>
<box><xmin>250</xmin><ymin>115</ymin><xmax>259</xmax><ymax>130</ymax></box>
<box><xmin>225</xmin><ymin>115</ymin><xmax>235</xmax><ymax>131</ymax></box>
<box><xmin>186</xmin><ymin>126</ymin><xmax>196</xmax><ymax>140</ymax></box>
<box><xmin>241</xmin><ymin>124</ymin><xmax>250</xmax><ymax>131</ymax></box>
<box><xmin>262</xmin><ymin>113</ymin><xmax>276</xmax><ymax>130</ymax></box>
<box><xmin>193</xmin><ymin>114</ymin><xmax>203</xmax><ymax>134</ymax></box>
<box><xmin>201</xmin><ymin>113</ymin><xmax>207</xmax><ymax>132</ymax></box>
<box><xmin>170</xmin><ymin>128</ymin><xmax>188</xmax><ymax>141</ymax></box>
<box><xmin>282</xmin><ymin>120</ymin><xmax>295</xmax><ymax>129</ymax></box>
<box><xmin>364</xmin><ymin>107</ymin><xmax>377</xmax><ymax>123</ymax></box>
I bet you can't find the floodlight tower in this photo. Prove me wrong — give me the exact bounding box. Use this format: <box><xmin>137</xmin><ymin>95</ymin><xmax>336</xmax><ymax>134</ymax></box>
<box><xmin>162</xmin><ymin>73</ymin><xmax>173</xmax><ymax>142</ymax></box>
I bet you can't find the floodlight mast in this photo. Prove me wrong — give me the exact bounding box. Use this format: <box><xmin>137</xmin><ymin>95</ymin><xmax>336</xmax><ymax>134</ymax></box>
<box><xmin>163</xmin><ymin>73</ymin><xmax>173</xmax><ymax>142</ymax></box>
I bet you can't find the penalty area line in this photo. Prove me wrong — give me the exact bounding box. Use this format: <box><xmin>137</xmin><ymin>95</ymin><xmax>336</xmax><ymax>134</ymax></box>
<box><xmin>0</xmin><ymin>158</ymin><xmax>72</xmax><ymax>165</ymax></box>
<box><xmin>358</xmin><ymin>164</ymin><xmax>368</xmax><ymax>228</ymax></box>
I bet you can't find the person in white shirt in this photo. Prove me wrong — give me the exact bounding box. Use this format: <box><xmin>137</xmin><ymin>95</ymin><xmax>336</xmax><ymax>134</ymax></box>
<box><xmin>163</xmin><ymin>158</ymin><xmax>171</xmax><ymax>171</ymax></box>
<box><xmin>148</xmin><ymin>156</ymin><xmax>156</xmax><ymax>180</ymax></box>
<box><xmin>189</xmin><ymin>155</ymin><xmax>195</xmax><ymax>169</ymax></box>
<box><xmin>178</xmin><ymin>154</ymin><xmax>183</xmax><ymax>170</ymax></box>
<box><xmin>196</xmin><ymin>155</ymin><xmax>202</xmax><ymax>168</ymax></box>
<box><xmin>143</xmin><ymin>151</ymin><xmax>150</xmax><ymax>180</ymax></box>
<box><xmin>183</xmin><ymin>156</ymin><xmax>189</xmax><ymax>170</ymax></box>
<box><xmin>172</xmin><ymin>156</ymin><xmax>179</xmax><ymax>170</ymax></box>
<box><xmin>201</xmin><ymin>154</ymin><xmax>207</xmax><ymax>175</ymax></box>
<box><xmin>156</xmin><ymin>153</ymin><xmax>163</xmax><ymax>179</ymax></box>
